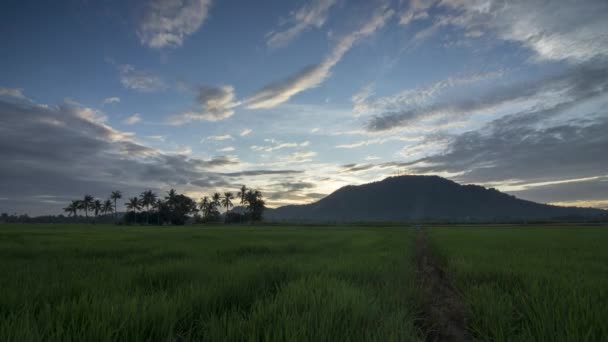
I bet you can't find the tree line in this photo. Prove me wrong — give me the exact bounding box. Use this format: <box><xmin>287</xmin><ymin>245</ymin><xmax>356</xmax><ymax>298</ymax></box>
<box><xmin>58</xmin><ymin>185</ymin><xmax>265</xmax><ymax>225</ymax></box>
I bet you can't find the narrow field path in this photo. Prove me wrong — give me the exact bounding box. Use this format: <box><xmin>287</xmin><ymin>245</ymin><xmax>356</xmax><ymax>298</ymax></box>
<box><xmin>415</xmin><ymin>231</ymin><xmax>471</xmax><ymax>342</ymax></box>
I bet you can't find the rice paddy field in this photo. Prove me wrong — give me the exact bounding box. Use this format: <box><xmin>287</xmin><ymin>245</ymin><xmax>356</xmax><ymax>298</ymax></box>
<box><xmin>0</xmin><ymin>224</ymin><xmax>607</xmax><ymax>341</ymax></box>
<box><xmin>0</xmin><ymin>224</ymin><xmax>419</xmax><ymax>341</ymax></box>
<box><xmin>427</xmin><ymin>226</ymin><xmax>608</xmax><ymax>342</ymax></box>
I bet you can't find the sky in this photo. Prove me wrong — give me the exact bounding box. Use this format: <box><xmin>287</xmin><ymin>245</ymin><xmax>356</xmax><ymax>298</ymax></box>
<box><xmin>1</xmin><ymin>0</ymin><xmax>608</xmax><ymax>215</ymax></box>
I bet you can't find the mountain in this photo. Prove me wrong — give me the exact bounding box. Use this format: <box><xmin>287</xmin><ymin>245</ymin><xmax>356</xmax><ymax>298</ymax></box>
<box><xmin>266</xmin><ymin>176</ymin><xmax>606</xmax><ymax>222</ymax></box>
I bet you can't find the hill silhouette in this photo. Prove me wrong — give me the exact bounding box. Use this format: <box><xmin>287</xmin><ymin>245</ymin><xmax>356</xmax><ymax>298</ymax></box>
<box><xmin>266</xmin><ymin>176</ymin><xmax>606</xmax><ymax>222</ymax></box>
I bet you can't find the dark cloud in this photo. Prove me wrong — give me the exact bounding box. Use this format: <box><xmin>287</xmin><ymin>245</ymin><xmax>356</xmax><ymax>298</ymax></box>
<box><xmin>509</xmin><ymin>177</ymin><xmax>608</xmax><ymax>205</ymax></box>
<box><xmin>366</xmin><ymin>61</ymin><xmax>608</xmax><ymax>131</ymax></box>
<box><xmin>221</xmin><ymin>170</ymin><xmax>303</xmax><ymax>177</ymax></box>
<box><xmin>0</xmin><ymin>98</ymin><xmax>241</xmax><ymax>215</ymax></box>
<box><xmin>411</xmin><ymin>114</ymin><xmax>608</xmax><ymax>184</ymax></box>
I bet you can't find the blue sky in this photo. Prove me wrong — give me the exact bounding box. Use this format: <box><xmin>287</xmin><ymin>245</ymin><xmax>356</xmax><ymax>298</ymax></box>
<box><xmin>1</xmin><ymin>0</ymin><xmax>608</xmax><ymax>214</ymax></box>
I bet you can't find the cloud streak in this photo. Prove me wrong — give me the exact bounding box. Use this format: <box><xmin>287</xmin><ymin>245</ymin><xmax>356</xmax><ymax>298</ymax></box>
<box><xmin>169</xmin><ymin>85</ymin><xmax>239</xmax><ymax>124</ymax></box>
<box><xmin>245</xmin><ymin>7</ymin><xmax>394</xmax><ymax>109</ymax></box>
<box><xmin>266</xmin><ymin>0</ymin><xmax>337</xmax><ymax>48</ymax></box>
<box><xmin>119</xmin><ymin>65</ymin><xmax>166</xmax><ymax>92</ymax></box>
<box><xmin>137</xmin><ymin>0</ymin><xmax>212</xmax><ymax>48</ymax></box>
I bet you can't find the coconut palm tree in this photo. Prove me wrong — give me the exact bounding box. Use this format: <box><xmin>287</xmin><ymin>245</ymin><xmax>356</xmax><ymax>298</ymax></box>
<box><xmin>166</xmin><ymin>189</ymin><xmax>177</xmax><ymax>206</ymax></box>
<box><xmin>81</xmin><ymin>195</ymin><xmax>94</xmax><ymax>218</ymax></box>
<box><xmin>63</xmin><ymin>200</ymin><xmax>79</xmax><ymax>217</ymax></box>
<box><xmin>92</xmin><ymin>199</ymin><xmax>102</xmax><ymax>218</ymax></box>
<box><xmin>212</xmin><ymin>192</ymin><xmax>221</xmax><ymax>208</ymax></box>
<box><xmin>126</xmin><ymin>197</ymin><xmax>141</xmax><ymax>224</ymax></box>
<box><xmin>199</xmin><ymin>196</ymin><xmax>210</xmax><ymax>218</ymax></box>
<box><xmin>222</xmin><ymin>192</ymin><xmax>234</xmax><ymax>215</ymax></box>
<box><xmin>140</xmin><ymin>190</ymin><xmax>157</xmax><ymax>224</ymax></box>
<box><xmin>102</xmin><ymin>199</ymin><xmax>114</xmax><ymax>215</ymax></box>
<box><xmin>153</xmin><ymin>199</ymin><xmax>164</xmax><ymax>225</ymax></box>
<box><xmin>237</xmin><ymin>185</ymin><xmax>247</xmax><ymax>205</ymax></box>
<box><xmin>110</xmin><ymin>191</ymin><xmax>122</xmax><ymax>220</ymax></box>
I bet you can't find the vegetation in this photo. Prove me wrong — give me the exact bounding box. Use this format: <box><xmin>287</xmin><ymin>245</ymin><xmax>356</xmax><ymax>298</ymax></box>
<box><xmin>40</xmin><ymin>186</ymin><xmax>266</xmax><ymax>226</ymax></box>
<box><xmin>0</xmin><ymin>224</ymin><xmax>418</xmax><ymax>341</ymax></box>
<box><xmin>427</xmin><ymin>226</ymin><xmax>608</xmax><ymax>341</ymax></box>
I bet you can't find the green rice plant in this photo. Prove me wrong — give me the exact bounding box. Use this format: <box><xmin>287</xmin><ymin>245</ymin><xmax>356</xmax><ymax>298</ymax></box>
<box><xmin>427</xmin><ymin>225</ymin><xmax>608</xmax><ymax>342</ymax></box>
<box><xmin>0</xmin><ymin>224</ymin><xmax>420</xmax><ymax>341</ymax></box>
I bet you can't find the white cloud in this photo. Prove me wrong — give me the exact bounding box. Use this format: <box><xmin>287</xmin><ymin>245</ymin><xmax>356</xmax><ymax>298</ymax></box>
<box><xmin>240</xmin><ymin>128</ymin><xmax>253</xmax><ymax>136</ymax></box>
<box><xmin>435</xmin><ymin>0</ymin><xmax>608</xmax><ymax>63</ymax></box>
<box><xmin>266</xmin><ymin>0</ymin><xmax>337</xmax><ymax>48</ymax></box>
<box><xmin>251</xmin><ymin>140</ymin><xmax>310</xmax><ymax>152</ymax></box>
<box><xmin>119</xmin><ymin>65</ymin><xmax>165</xmax><ymax>92</ymax></box>
<box><xmin>245</xmin><ymin>7</ymin><xmax>394</xmax><ymax>109</ymax></box>
<box><xmin>123</xmin><ymin>113</ymin><xmax>142</xmax><ymax>125</ymax></box>
<box><xmin>0</xmin><ymin>87</ymin><xmax>25</xmax><ymax>99</ymax></box>
<box><xmin>353</xmin><ymin>70</ymin><xmax>503</xmax><ymax>116</ymax></box>
<box><xmin>399</xmin><ymin>0</ymin><xmax>436</xmax><ymax>26</ymax></box>
<box><xmin>311</xmin><ymin>127</ymin><xmax>320</xmax><ymax>133</ymax></box>
<box><xmin>169</xmin><ymin>85</ymin><xmax>238</xmax><ymax>124</ymax></box>
<box><xmin>138</xmin><ymin>0</ymin><xmax>212</xmax><ymax>48</ymax></box>
<box><xmin>218</xmin><ymin>146</ymin><xmax>235</xmax><ymax>152</ymax></box>
<box><xmin>102</xmin><ymin>97</ymin><xmax>120</xmax><ymax>105</ymax></box>
<box><xmin>205</xmin><ymin>134</ymin><xmax>233</xmax><ymax>141</ymax></box>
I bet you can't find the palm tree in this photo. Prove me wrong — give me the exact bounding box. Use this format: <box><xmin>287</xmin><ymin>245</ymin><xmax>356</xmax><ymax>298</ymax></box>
<box><xmin>126</xmin><ymin>197</ymin><xmax>141</xmax><ymax>224</ymax></box>
<box><xmin>222</xmin><ymin>192</ymin><xmax>234</xmax><ymax>215</ymax></box>
<box><xmin>140</xmin><ymin>190</ymin><xmax>157</xmax><ymax>224</ymax></box>
<box><xmin>81</xmin><ymin>195</ymin><xmax>94</xmax><ymax>218</ymax></box>
<box><xmin>63</xmin><ymin>200</ymin><xmax>79</xmax><ymax>217</ymax></box>
<box><xmin>166</xmin><ymin>189</ymin><xmax>177</xmax><ymax>206</ymax></box>
<box><xmin>153</xmin><ymin>199</ymin><xmax>164</xmax><ymax>225</ymax></box>
<box><xmin>212</xmin><ymin>192</ymin><xmax>221</xmax><ymax>208</ymax></box>
<box><xmin>237</xmin><ymin>185</ymin><xmax>247</xmax><ymax>205</ymax></box>
<box><xmin>110</xmin><ymin>191</ymin><xmax>122</xmax><ymax>220</ymax></box>
<box><xmin>92</xmin><ymin>199</ymin><xmax>102</xmax><ymax>218</ymax></box>
<box><xmin>102</xmin><ymin>199</ymin><xmax>114</xmax><ymax>215</ymax></box>
<box><xmin>199</xmin><ymin>196</ymin><xmax>210</xmax><ymax>218</ymax></box>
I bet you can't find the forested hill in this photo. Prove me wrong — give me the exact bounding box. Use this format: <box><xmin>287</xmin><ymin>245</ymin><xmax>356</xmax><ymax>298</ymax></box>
<box><xmin>266</xmin><ymin>175</ymin><xmax>606</xmax><ymax>222</ymax></box>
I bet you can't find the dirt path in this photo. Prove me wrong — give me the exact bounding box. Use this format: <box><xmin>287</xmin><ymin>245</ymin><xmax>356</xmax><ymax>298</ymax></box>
<box><xmin>415</xmin><ymin>231</ymin><xmax>471</xmax><ymax>342</ymax></box>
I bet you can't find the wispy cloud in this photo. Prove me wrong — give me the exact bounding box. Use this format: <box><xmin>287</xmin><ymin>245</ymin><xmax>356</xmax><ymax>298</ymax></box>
<box><xmin>420</xmin><ymin>0</ymin><xmax>608</xmax><ymax>63</ymax></box>
<box><xmin>266</xmin><ymin>0</ymin><xmax>337</xmax><ymax>48</ymax></box>
<box><xmin>102</xmin><ymin>97</ymin><xmax>120</xmax><ymax>105</ymax></box>
<box><xmin>245</xmin><ymin>7</ymin><xmax>394</xmax><ymax>109</ymax></box>
<box><xmin>240</xmin><ymin>128</ymin><xmax>252</xmax><ymax>136</ymax></box>
<box><xmin>119</xmin><ymin>65</ymin><xmax>165</xmax><ymax>92</ymax></box>
<box><xmin>353</xmin><ymin>70</ymin><xmax>503</xmax><ymax>117</ymax></box>
<box><xmin>0</xmin><ymin>87</ymin><xmax>25</xmax><ymax>99</ymax></box>
<box><xmin>204</xmin><ymin>134</ymin><xmax>233</xmax><ymax>141</ymax></box>
<box><xmin>218</xmin><ymin>146</ymin><xmax>235</xmax><ymax>152</ymax></box>
<box><xmin>137</xmin><ymin>0</ymin><xmax>212</xmax><ymax>48</ymax></box>
<box><xmin>122</xmin><ymin>113</ymin><xmax>142</xmax><ymax>125</ymax></box>
<box><xmin>169</xmin><ymin>85</ymin><xmax>239</xmax><ymax>124</ymax></box>
<box><xmin>251</xmin><ymin>140</ymin><xmax>310</xmax><ymax>152</ymax></box>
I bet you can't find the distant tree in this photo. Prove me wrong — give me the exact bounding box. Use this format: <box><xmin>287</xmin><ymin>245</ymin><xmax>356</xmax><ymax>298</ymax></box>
<box><xmin>92</xmin><ymin>199</ymin><xmax>102</xmax><ymax>218</ymax></box>
<box><xmin>63</xmin><ymin>200</ymin><xmax>79</xmax><ymax>217</ymax></box>
<box><xmin>81</xmin><ymin>195</ymin><xmax>94</xmax><ymax>218</ymax></box>
<box><xmin>237</xmin><ymin>185</ymin><xmax>247</xmax><ymax>205</ymax></box>
<box><xmin>110</xmin><ymin>191</ymin><xmax>122</xmax><ymax>220</ymax></box>
<box><xmin>212</xmin><ymin>192</ymin><xmax>221</xmax><ymax>208</ymax></box>
<box><xmin>166</xmin><ymin>189</ymin><xmax>177</xmax><ymax>206</ymax></box>
<box><xmin>222</xmin><ymin>192</ymin><xmax>234</xmax><ymax>221</ymax></box>
<box><xmin>153</xmin><ymin>199</ymin><xmax>164</xmax><ymax>225</ymax></box>
<box><xmin>244</xmin><ymin>190</ymin><xmax>265</xmax><ymax>222</ymax></box>
<box><xmin>199</xmin><ymin>196</ymin><xmax>210</xmax><ymax>219</ymax></box>
<box><xmin>102</xmin><ymin>199</ymin><xmax>114</xmax><ymax>216</ymax></box>
<box><xmin>126</xmin><ymin>197</ymin><xmax>141</xmax><ymax>224</ymax></box>
<box><xmin>168</xmin><ymin>194</ymin><xmax>198</xmax><ymax>225</ymax></box>
<box><xmin>140</xmin><ymin>190</ymin><xmax>157</xmax><ymax>225</ymax></box>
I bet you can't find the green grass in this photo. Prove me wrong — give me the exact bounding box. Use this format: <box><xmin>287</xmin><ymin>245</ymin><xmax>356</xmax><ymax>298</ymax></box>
<box><xmin>427</xmin><ymin>225</ymin><xmax>608</xmax><ymax>342</ymax></box>
<box><xmin>0</xmin><ymin>224</ymin><xmax>420</xmax><ymax>341</ymax></box>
